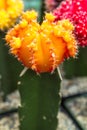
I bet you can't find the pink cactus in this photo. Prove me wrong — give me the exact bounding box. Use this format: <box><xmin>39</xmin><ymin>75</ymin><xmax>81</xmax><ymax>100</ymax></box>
<box><xmin>53</xmin><ymin>0</ymin><xmax>87</xmax><ymax>47</ymax></box>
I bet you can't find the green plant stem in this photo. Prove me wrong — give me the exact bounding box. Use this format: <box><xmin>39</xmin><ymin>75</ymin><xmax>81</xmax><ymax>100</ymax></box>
<box><xmin>18</xmin><ymin>69</ymin><xmax>61</xmax><ymax>130</ymax></box>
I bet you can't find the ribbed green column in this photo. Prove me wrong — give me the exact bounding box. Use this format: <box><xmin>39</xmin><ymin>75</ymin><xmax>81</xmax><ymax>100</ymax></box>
<box><xmin>18</xmin><ymin>70</ymin><xmax>61</xmax><ymax>130</ymax></box>
<box><xmin>0</xmin><ymin>31</ymin><xmax>23</xmax><ymax>98</ymax></box>
<box><xmin>0</xmin><ymin>31</ymin><xmax>15</xmax><ymax>98</ymax></box>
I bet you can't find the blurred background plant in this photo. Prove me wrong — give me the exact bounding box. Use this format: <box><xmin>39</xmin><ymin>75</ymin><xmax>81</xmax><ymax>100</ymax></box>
<box><xmin>45</xmin><ymin>0</ymin><xmax>62</xmax><ymax>11</ymax></box>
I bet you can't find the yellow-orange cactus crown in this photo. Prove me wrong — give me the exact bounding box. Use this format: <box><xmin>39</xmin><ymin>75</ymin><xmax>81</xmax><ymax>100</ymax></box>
<box><xmin>6</xmin><ymin>10</ymin><xmax>78</xmax><ymax>73</ymax></box>
<box><xmin>0</xmin><ymin>0</ymin><xmax>24</xmax><ymax>30</ymax></box>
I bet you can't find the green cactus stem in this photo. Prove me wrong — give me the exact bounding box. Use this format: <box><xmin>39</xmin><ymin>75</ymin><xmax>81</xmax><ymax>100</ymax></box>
<box><xmin>18</xmin><ymin>69</ymin><xmax>61</xmax><ymax>130</ymax></box>
<box><xmin>0</xmin><ymin>31</ymin><xmax>22</xmax><ymax>99</ymax></box>
<box><xmin>0</xmin><ymin>31</ymin><xmax>14</xmax><ymax>98</ymax></box>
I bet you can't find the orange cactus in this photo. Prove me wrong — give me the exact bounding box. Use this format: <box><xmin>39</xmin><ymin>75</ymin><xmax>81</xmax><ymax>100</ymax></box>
<box><xmin>0</xmin><ymin>0</ymin><xmax>24</xmax><ymax>30</ymax></box>
<box><xmin>6</xmin><ymin>10</ymin><xmax>77</xmax><ymax>73</ymax></box>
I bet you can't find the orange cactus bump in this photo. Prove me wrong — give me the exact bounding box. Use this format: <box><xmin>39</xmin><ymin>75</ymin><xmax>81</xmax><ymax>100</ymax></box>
<box><xmin>6</xmin><ymin>10</ymin><xmax>77</xmax><ymax>73</ymax></box>
<box><xmin>0</xmin><ymin>0</ymin><xmax>24</xmax><ymax>30</ymax></box>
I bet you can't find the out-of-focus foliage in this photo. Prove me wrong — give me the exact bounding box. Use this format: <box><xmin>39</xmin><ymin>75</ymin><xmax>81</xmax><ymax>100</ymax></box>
<box><xmin>64</xmin><ymin>47</ymin><xmax>87</xmax><ymax>78</ymax></box>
